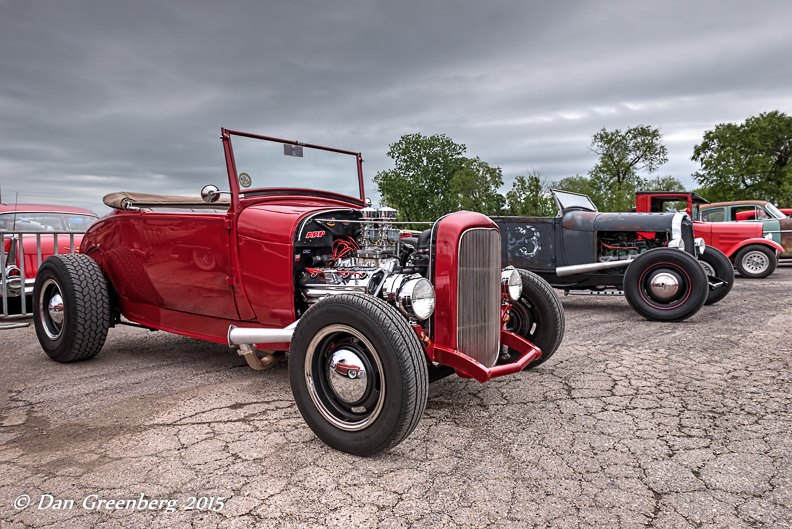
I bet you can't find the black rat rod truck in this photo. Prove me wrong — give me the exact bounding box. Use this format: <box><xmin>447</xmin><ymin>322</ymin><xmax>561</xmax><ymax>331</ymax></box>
<box><xmin>491</xmin><ymin>189</ymin><xmax>732</xmax><ymax>322</ymax></box>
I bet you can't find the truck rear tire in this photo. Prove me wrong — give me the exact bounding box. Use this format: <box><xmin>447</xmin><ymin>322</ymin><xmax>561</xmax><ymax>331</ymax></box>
<box><xmin>623</xmin><ymin>248</ymin><xmax>708</xmax><ymax>322</ymax></box>
<box><xmin>734</xmin><ymin>244</ymin><xmax>777</xmax><ymax>279</ymax></box>
<box><xmin>33</xmin><ymin>254</ymin><xmax>111</xmax><ymax>362</ymax></box>
<box><xmin>505</xmin><ymin>270</ymin><xmax>565</xmax><ymax>369</ymax></box>
<box><xmin>698</xmin><ymin>246</ymin><xmax>734</xmax><ymax>305</ymax></box>
<box><xmin>289</xmin><ymin>293</ymin><xmax>428</xmax><ymax>456</ymax></box>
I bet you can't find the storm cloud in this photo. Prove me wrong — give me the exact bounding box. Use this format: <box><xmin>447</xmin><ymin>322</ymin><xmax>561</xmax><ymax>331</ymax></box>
<box><xmin>1</xmin><ymin>0</ymin><xmax>790</xmax><ymax>213</ymax></box>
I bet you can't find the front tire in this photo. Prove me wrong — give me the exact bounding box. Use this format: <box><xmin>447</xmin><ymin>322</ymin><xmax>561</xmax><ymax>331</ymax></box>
<box><xmin>289</xmin><ymin>293</ymin><xmax>428</xmax><ymax>456</ymax></box>
<box><xmin>505</xmin><ymin>270</ymin><xmax>565</xmax><ymax>369</ymax></box>
<box><xmin>623</xmin><ymin>248</ymin><xmax>708</xmax><ymax>322</ymax></box>
<box><xmin>734</xmin><ymin>245</ymin><xmax>777</xmax><ymax>279</ymax></box>
<box><xmin>698</xmin><ymin>246</ymin><xmax>734</xmax><ymax>305</ymax></box>
<box><xmin>33</xmin><ymin>254</ymin><xmax>111</xmax><ymax>362</ymax></box>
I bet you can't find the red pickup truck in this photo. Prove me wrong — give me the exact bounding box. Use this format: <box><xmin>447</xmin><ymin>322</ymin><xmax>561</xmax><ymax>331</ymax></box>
<box><xmin>635</xmin><ymin>192</ymin><xmax>784</xmax><ymax>279</ymax></box>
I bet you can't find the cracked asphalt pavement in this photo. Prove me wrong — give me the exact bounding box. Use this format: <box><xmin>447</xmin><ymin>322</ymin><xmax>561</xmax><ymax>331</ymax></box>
<box><xmin>1</xmin><ymin>264</ymin><xmax>791</xmax><ymax>528</ymax></box>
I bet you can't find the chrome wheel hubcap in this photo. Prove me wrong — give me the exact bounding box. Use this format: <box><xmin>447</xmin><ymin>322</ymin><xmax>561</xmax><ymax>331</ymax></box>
<box><xmin>649</xmin><ymin>272</ymin><xmax>679</xmax><ymax>299</ymax></box>
<box><xmin>329</xmin><ymin>349</ymin><xmax>368</xmax><ymax>403</ymax></box>
<box><xmin>304</xmin><ymin>324</ymin><xmax>385</xmax><ymax>432</ymax></box>
<box><xmin>48</xmin><ymin>294</ymin><xmax>64</xmax><ymax>325</ymax></box>
<box><xmin>743</xmin><ymin>251</ymin><xmax>769</xmax><ymax>273</ymax></box>
<box><xmin>39</xmin><ymin>278</ymin><xmax>64</xmax><ymax>340</ymax></box>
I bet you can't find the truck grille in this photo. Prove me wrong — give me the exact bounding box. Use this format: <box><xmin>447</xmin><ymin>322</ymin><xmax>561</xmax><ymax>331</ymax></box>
<box><xmin>681</xmin><ymin>217</ymin><xmax>696</xmax><ymax>258</ymax></box>
<box><xmin>457</xmin><ymin>228</ymin><xmax>501</xmax><ymax>367</ymax></box>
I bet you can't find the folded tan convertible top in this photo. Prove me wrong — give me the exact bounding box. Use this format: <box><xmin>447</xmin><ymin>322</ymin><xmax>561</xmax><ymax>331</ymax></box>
<box><xmin>103</xmin><ymin>192</ymin><xmax>230</xmax><ymax>210</ymax></box>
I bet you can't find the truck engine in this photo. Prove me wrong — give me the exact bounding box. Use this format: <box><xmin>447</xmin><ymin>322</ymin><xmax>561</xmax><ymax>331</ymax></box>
<box><xmin>597</xmin><ymin>231</ymin><xmax>668</xmax><ymax>268</ymax></box>
<box><xmin>293</xmin><ymin>207</ymin><xmax>435</xmax><ymax>322</ymax></box>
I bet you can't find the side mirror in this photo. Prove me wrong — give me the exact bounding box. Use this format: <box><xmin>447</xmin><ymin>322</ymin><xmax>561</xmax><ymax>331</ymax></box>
<box><xmin>201</xmin><ymin>184</ymin><xmax>221</xmax><ymax>203</ymax></box>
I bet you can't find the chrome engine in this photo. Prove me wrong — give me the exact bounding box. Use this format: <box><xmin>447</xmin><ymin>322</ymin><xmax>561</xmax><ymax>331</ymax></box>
<box><xmin>297</xmin><ymin>207</ymin><xmax>434</xmax><ymax>321</ymax></box>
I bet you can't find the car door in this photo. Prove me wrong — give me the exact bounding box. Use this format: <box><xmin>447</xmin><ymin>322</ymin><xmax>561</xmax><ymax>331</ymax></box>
<box><xmin>140</xmin><ymin>211</ymin><xmax>240</xmax><ymax>320</ymax></box>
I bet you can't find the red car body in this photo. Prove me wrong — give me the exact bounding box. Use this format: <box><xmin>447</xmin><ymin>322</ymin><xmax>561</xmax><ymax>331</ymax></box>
<box><xmin>79</xmin><ymin>130</ymin><xmax>540</xmax><ymax>382</ymax></box>
<box><xmin>635</xmin><ymin>192</ymin><xmax>784</xmax><ymax>261</ymax></box>
<box><xmin>1</xmin><ymin>204</ymin><xmax>98</xmax><ymax>297</ymax></box>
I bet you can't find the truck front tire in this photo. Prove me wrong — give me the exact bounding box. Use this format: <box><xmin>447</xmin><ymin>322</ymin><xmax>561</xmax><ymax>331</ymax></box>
<box><xmin>623</xmin><ymin>248</ymin><xmax>708</xmax><ymax>322</ymax></box>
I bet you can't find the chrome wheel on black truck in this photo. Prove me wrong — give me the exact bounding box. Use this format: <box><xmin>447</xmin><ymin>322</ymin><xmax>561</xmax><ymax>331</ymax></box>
<box><xmin>33</xmin><ymin>254</ymin><xmax>111</xmax><ymax>362</ymax></box>
<box><xmin>623</xmin><ymin>248</ymin><xmax>708</xmax><ymax>322</ymax></box>
<box><xmin>697</xmin><ymin>246</ymin><xmax>734</xmax><ymax>305</ymax></box>
<box><xmin>289</xmin><ymin>293</ymin><xmax>428</xmax><ymax>456</ymax></box>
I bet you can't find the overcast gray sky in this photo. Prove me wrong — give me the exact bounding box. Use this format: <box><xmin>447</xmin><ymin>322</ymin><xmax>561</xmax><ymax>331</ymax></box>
<box><xmin>1</xmin><ymin>0</ymin><xmax>791</xmax><ymax>214</ymax></box>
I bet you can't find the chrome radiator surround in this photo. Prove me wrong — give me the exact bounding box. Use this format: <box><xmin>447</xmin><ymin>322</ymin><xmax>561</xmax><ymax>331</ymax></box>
<box><xmin>456</xmin><ymin>228</ymin><xmax>501</xmax><ymax>367</ymax></box>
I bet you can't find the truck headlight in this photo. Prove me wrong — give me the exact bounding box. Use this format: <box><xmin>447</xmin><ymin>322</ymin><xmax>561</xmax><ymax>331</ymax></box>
<box><xmin>502</xmin><ymin>269</ymin><xmax>523</xmax><ymax>301</ymax></box>
<box><xmin>397</xmin><ymin>278</ymin><xmax>435</xmax><ymax>320</ymax></box>
<box><xmin>667</xmin><ymin>238</ymin><xmax>685</xmax><ymax>251</ymax></box>
<box><xmin>694</xmin><ymin>237</ymin><xmax>706</xmax><ymax>255</ymax></box>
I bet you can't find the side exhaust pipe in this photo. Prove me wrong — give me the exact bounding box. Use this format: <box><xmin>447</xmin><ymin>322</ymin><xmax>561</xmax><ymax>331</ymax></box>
<box><xmin>555</xmin><ymin>258</ymin><xmax>635</xmax><ymax>277</ymax></box>
<box><xmin>227</xmin><ymin>321</ymin><xmax>298</xmax><ymax>347</ymax></box>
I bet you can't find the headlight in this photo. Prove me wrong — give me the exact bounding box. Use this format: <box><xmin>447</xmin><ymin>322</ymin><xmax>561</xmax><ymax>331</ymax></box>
<box><xmin>694</xmin><ymin>237</ymin><xmax>706</xmax><ymax>255</ymax></box>
<box><xmin>501</xmin><ymin>269</ymin><xmax>523</xmax><ymax>301</ymax></box>
<box><xmin>764</xmin><ymin>233</ymin><xmax>774</xmax><ymax>240</ymax></box>
<box><xmin>397</xmin><ymin>278</ymin><xmax>435</xmax><ymax>320</ymax></box>
<box><xmin>667</xmin><ymin>238</ymin><xmax>685</xmax><ymax>251</ymax></box>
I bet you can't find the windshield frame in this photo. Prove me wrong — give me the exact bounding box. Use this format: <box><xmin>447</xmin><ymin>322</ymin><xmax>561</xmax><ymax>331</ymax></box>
<box><xmin>551</xmin><ymin>189</ymin><xmax>598</xmax><ymax>213</ymax></box>
<box><xmin>223</xmin><ymin>129</ymin><xmax>365</xmax><ymax>209</ymax></box>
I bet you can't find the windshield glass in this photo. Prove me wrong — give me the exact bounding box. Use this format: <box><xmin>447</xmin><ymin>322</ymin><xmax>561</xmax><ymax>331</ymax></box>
<box><xmin>0</xmin><ymin>213</ymin><xmax>97</xmax><ymax>232</ymax></box>
<box><xmin>552</xmin><ymin>189</ymin><xmax>598</xmax><ymax>212</ymax></box>
<box><xmin>229</xmin><ymin>134</ymin><xmax>362</xmax><ymax>200</ymax></box>
<box><xmin>765</xmin><ymin>203</ymin><xmax>786</xmax><ymax>219</ymax></box>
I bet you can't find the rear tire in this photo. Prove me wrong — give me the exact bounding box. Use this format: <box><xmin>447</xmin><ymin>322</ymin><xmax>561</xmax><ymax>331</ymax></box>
<box><xmin>698</xmin><ymin>246</ymin><xmax>734</xmax><ymax>305</ymax></box>
<box><xmin>623</xmin><ymin>248</ymin><xmax>708</xmax><ymax>322</ymax></box>
<box><xmin>289</xmin><ymin>293</ymin><xmax>428</xmax><ymax>456</ymax></box>
<box><xmin>734</xmin><ymin>245</ymin><xmax>777</xmax><ymax>279</ymax></box>
<box><xmin>505</xmin><ymin>270</ymin><xmax>565</xmax><ymax>369</ymax></box>
<box><xmin>33</xmin><ymin>254</ymin><xmax>111</xmax><ymax>362</ymax></box>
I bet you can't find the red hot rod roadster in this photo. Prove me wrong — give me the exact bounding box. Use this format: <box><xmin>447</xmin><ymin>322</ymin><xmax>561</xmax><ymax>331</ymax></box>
<box><xmin>33</xmin><ymin>129</ymin><xmax>565</xmax><ymax>455</ymax></box>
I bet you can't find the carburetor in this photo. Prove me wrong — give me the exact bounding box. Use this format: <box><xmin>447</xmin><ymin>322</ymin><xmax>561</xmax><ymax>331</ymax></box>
<box><xmin>358</xmin><ymin>206</ymin><xmax>400</xmax><ymax>263</ymax></box>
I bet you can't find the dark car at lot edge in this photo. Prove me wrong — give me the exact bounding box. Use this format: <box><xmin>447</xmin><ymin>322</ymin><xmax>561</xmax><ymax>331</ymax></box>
<box><xmin>491</xmin><ymin>189</ymin><xmax>733</xmax><ymax>322</ymax></box>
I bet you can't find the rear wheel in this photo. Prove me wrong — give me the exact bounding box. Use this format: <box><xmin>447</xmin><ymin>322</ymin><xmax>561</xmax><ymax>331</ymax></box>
<box><xmin>289</xmin><ymin>293</ymin><xmax>428</xmax><ymax>456</ymax></box>
<box><xmin>33</xmin><ymin>254</ymin><xmax>111</xmax><ymax>362</ymax></box>
<box><xmin>734</xmin><ymin>245</ymin><xmax>777</xmax><ymax>279</ymax></box>
<box><xmin>504</xmin><ymin>270</ymin><xmax>565</xmax><ymax>369</ymax></box>
<box><xmin>698</xmin><ymin>246</ymin><xmax>734</xmax><ymax>305</ymax></box>
<box><xmin>623</xmin><ymin>248</ymin><xmax>708</xmax><ymax>322</ymax></box>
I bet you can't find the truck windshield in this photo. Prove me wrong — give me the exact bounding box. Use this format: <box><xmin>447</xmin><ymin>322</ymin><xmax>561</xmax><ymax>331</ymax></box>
<box><xmin>229</xmin><ymin>133</ymin><xmax>362</xmax><ymax>201</ymax></box>
<box><xmin>552</xmin><ymin>189</ymin><xmax>598</xmax><ymax>212</ymax></box>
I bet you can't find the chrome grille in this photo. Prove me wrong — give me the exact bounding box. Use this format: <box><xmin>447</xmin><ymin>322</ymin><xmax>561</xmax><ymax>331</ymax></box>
<box><xmin>457</xmin><ymin>228</ymin><xmax>501</xmax><ymax>367</ymax></box>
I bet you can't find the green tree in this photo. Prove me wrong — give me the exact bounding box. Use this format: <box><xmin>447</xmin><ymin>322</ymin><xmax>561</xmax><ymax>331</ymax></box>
<box><xmin>550</xmin><ymin>174</ymin><xmax>598</xmax><ymax>203</ymax></box>
<box><xmin>587</xmin><ymin>125</ymin><xmax>669</xmax><ymax>211</ymax></box>
<box><xmin>505</xmin><ymin>170</ymin><xmax>555</xmax><ymax>216</ymax></box>
<box><xmin>549</xmin><ymin>174</ymin><xmax>684</xmax><ymax>211</ymax></box>
<box><xmin>692</xmin><ymin>111</ymin><xmax>792</xmax><ymax>206</ymax></box>
<box><xmin>642</xmin><ymin>176</ymin><xmax>686</xmax><ymax>192</ymax></box>
<box><xmin>450</xmin><ymin>157</ymin><xmax>506</xmax><ymax>215</ymax></box>
<box><xmin>374</xmin><ymin>133</ymin><xmax>466</xmax><ymax>222</ymax></box>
